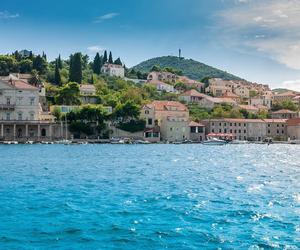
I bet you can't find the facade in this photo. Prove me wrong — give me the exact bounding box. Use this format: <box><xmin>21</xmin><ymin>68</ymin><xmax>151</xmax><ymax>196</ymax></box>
<box><xmin>179</xmin><ymin>89</ymin><xmax>236</xmax><ymax>109</ymax></box>
<box><xmin>79</xmin><ymin>84</ymin><xmax>99</xmax><ymax>104</ymax></box>
<box><xmin>147</xmin><ymin>71</ymin><xmax>177</xmax><ymax>84</ymax></box>
<box><xmin>271</xmin><ymin>109</ymin><xmax>299</xmax><ymax>119</ymax></box>
<box><xmin>287</xmin><ymin>118</ymin><xmax>300</xmax><ymax>140</ymax></box>
<box><xmin>141</xmin><ymin>101</ymin><xmax>190</xmax><ymax>142</ymax></box>
<box><xmin>147</xmin><ymin>81</ymin><xmax>176</xmax><ymax>93</ymax></box>
<box><xmin>238</xmin><ymin>105</ymin><xmax>259</xmax><ymax>114</ymax></box>
<box><xmin>177</xmin><ymin>76</ymin><xmax>205</xmax><ymax>92</ymax></box>
<box><xmin>204</xmin><ymin>118</ymin><xmax>289</xmax><ymax>141</ymax></box>
<box><xmin>249</xmin><ymin>95</ymin><xmax>272</xmax><ymax>109</ymax></box>
<box><xmin>101</xmin><ymin>63</ymin><xmax>125</xmax><ymax>78</ymax></box>
<box><xmin>189</xmin><ymin>121</ymin><xmax>205</xmax><ymax>141</ymax></box>
<box><xmin>206</xmin><ymin>78</ymin><xmax>233</xmax><ymax>97</ymax></box>
<box><xmin>0</xmin><ymin>79</ymin><xmax>56</xmax><ymax>142</ymax></box>
<box><xmin>273</xmin><ymin>91</ymin><xmax>298</xmax><ymax>103</ymax></box>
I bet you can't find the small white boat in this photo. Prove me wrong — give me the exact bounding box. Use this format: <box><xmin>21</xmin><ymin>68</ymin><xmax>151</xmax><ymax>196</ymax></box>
<box><xmin>229</xmin><ymin>140</ymin><xmax>249</xmax><ymax>144</ymax></box>
<box><xmin>26</xmin><ymin>141</ymin><xmax>34</xmax><ymax>144</ymax></box>
<box><xmin>203</xmin><ymin>137</ymin><xmax>227</xmax><ymax>146</ymax></box>
<box><xmin>54</xmin><ymin>139</ymin><xmax>72</xmax><ymax>145</ymax></box>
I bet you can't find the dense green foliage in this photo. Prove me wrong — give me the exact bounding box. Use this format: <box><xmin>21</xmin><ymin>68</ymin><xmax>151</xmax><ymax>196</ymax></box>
<box><xmin>132</xmin><ymin>56</ymin><xmax>243</xmax><ymax>81</ymax></box>
<box><xmin>272</xmin><ymin>100</ymin><xmax>298</xmax><ymax>111</ymax></box>
<box><xmin>117</xmin><ymin>119</ymin><xmax>146</xmax><ymax>133</ymax></box>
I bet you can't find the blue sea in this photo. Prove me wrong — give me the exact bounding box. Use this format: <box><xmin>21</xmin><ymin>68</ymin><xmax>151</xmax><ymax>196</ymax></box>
<box><xmin>0</xmin><ymin>144</ymin><xmax>299</xmax><ymax>249</ymax></box>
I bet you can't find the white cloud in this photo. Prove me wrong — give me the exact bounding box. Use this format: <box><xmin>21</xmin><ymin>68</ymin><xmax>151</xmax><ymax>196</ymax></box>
<box><xmin>87</xmin><ymin>46</ymin><xmax>105</xmax><ymax>53</ymax></box>
<box><xmin>0</xmin><ymin>11</ymin><xmax>19</xmax><ymax>19</ymax></box>
<box><xmin>217</xmin><ymin>0</ymin><xmax>300</xmax><ymax>70</ymax></box>
<box><xmin>94</xmin><ymin>13</ymin><xmax>119</xmax><ymax>23</ymax></box>
<box><xmin>281</xmin><ymin>79</ymin><xmax>300</xmax><ymax>91</ymax></box>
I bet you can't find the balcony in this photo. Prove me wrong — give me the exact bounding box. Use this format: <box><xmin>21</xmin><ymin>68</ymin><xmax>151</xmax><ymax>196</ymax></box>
<box><xmin>0</xmin><ymin>104</ymin><xmax>15</xmax><ymax>110</ymax></box>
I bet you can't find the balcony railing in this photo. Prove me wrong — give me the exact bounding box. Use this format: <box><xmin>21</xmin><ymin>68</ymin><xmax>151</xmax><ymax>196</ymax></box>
<box><xmin>0</xmin><ymin>104</ymin><xmax>15</xmax><ymax>110</ymax></box>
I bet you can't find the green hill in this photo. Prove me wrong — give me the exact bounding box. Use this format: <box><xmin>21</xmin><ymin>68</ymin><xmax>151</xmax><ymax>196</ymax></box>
<box><xmin>132</xmin><ymin>56</ymin><xmax>243</xmax><ymax>81</ymax></box>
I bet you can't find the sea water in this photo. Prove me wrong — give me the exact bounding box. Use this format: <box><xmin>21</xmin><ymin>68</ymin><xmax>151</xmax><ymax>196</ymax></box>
<box><xmin>0</xmin><ymin>144</ymin><xmax>299</xmax><ymax>249</ymax></box>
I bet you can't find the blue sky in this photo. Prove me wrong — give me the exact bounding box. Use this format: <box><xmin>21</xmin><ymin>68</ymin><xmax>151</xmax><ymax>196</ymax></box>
<box><xmin>1</xmin><ymin>0</ymin><xmax>300</xmax><ymax>90</ymax></box>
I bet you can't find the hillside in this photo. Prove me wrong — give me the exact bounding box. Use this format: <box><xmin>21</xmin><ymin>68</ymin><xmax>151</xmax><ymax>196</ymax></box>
<box><xmin>132</xmin><ymin>56</ymin><xmax>243</xmax><ymax>81</ymax></box>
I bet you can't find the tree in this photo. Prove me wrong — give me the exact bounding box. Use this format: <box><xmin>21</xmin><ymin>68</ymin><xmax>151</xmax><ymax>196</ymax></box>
<box><xmin>55</xmin><ymin>82</ymin><xmax>81</xmax><ymax>105</ymax></box>
<box><xmin>93</xmin><ymin>52</ymin><xmax>101</xmax><ymax>74</ymax></box>
<box><xmin>0</xmin><ymin>55</ymin><xmax>18</xmax><ymax>75</ymax></box>
<box><xmin>57</xmin><ymin>54</ymin><xmax>63</xmax><ymax>69</ymax></box>
<box><xmin>272</xmin><ymin>100</ymin><xmax>298</xmax><ymax>111</ymax></box>
<box><xmin>114</xmin><ymin>57</ymin><xmax>122</xmax><ymax>65</ymax></box>
<box><xmin>151</xmin><ymin>65</ymin><xmax>161</xmax><ymax>72</ymax></box>
<box><xmin>113</xmin><ymin>100</ymin><xmax>140</xmax><ymax>122</ymax></box>
<box><xmin>69</xmin><ymin>53</ymin><xmax>82</xmax><ymax>83</ymax></box>
<box><xmin>108</xmin><ymin>51</ymin><xmax>113</xmax><ymax>64</ymax></box>
<box><xmin>54</xmin><ymin>60</ymin><xmax>62</xmax><ymax>85</ymax></box>
<box><xmin>90</xmin><ymin>74</ymin><xmax>94</xmax><ymax>84</ymax></box>
<box><xmin>18</xmin><ymin>59</ymin><xmax>33</xmax><ymax>73</ymax></box>
<box><xmin>33</xmin><ymin>55</ymin><xmax>48</xmax><ymax>74</ymax></box>
<box><xmin>29</xmin><ymin>70</ymin><xmax>42</xmax><ymax>86</ymax></box>
<box><xmin>42</xmin><ymin>51</ymin><xmax>47</xmax><ymax>61</ymax></box>
<box><xmin>103</xmin><ymin>50</ymin><xmax>108</xmax><ymax>63</ymax></box>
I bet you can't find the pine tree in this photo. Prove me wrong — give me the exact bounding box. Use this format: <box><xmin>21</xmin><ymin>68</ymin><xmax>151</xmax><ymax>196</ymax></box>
<box><xmin>42</xmin><ymin>51</ymin><xmax>47</xmax><ymax>61</ymax></box>
<box><xmin>114</xmin><ymin>57</ymin><xmax>122</xmax><ymax>65</ymax></box>
<box><xmin>108</xmin><ymin>51</ymin><xmax>113</xmax><ymax>64</ymax></box>
<box><xmin>90</xmin><ymin>74</ymin><xmax>94</xmax><ymax>84</ymax></box>
<box><xmin>93</xmin><ymin>52</ymin><xmax>101</xmax><ymax>74</ymax></box>
<box><xmin>69</xmin><ymin>52</ymin><xmax>82</xmax><ymax>83</ymax></box>
<box><xmin>54</xmin><ymin>60</ymin><xmax>61</xmax><ymax>85</ymax></box>
<box><xmin>29</xmin><ymin>51</ymin><xmax>34</xmax><ymax>61</ymax></box>
<box><xmin>57</xmin><ymin>54</ymin><xmax>63</xmax><ymax>69</ymax></box>
<box><xmin>33</xmin><ymin>55</ymin><xmax>48</xmax><ymax>74</ymax></box>
<box><xmin>103</xmin><ymin>50</ymin><xmax>108</xmax><ymax>64</ymax></box>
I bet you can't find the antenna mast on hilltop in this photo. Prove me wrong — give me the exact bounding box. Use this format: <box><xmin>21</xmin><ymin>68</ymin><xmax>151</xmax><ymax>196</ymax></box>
<box><xmin>179</xmin><ymin>49</ymin><xmax>182</xmax><ymax>59</ymax></box>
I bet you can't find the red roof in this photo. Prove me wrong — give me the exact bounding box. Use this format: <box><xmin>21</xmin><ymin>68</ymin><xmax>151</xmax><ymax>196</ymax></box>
<box><xmin>287</xmin><ymin>118</ymin><xmax>300</xmax><ymax>126</ymax></box>
<box><xmin>146</xmin><ymin>101</ymin><xmax>188</xmax><ymax>111</ymax></box>
<box><xmin>189</xmin><ymin>121</ymin><xmax>205</xmax><ymax>127</ymax></box>
<box><xmin>272</xmin><ymin>109</ymin><xmax>297</xmax><ymax>114</ymax></box>
<box><xmin>180</xmin><ymin>89</ymin><xmax>205</xmax><ymax>97</ymax></box>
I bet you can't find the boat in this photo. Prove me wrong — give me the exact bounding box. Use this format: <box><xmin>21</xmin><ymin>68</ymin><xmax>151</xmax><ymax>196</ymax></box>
<box><xmin>26</xmin><ymin>141</ymin><xmax>34</xmax><ymax>144</ymax></box>
<box><xmin>229</xmin><ymin>140</ymin><xmax>249</xmax><ymax>144</ymax></box>
<box><xmin>202</xmin><ymin>137</ymin><xmax>228</xmax><ymax>145</ymax></box>
<box><xmin>54</xmin><ymin>139</ymin><xmax>72</xmax><ymax>145</ymax></box>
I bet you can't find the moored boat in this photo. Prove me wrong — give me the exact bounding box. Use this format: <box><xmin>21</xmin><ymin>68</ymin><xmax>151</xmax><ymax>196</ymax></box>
<box><xmin>202</xmin><ymin>137</ymin><xmax>227</xmax><ymax>145</ymax></box>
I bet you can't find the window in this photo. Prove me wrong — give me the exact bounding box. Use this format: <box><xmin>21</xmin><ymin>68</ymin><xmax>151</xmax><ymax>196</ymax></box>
<box><xmin>198</xmin><ymin>127</ymin><xmax>203</xmax><ymax>133</ymax></box>
<box><xmin>244</xmin><ymin>130</ymin><xmax>246</xmax><ymax>133</ymax></box>
<box><xmin>6</xmin><ymin>97</ymin><xmax>11</xmax><ymax>105</ymax></box>
<box><xmin>6</xmin><ymin>113</ymin><xmax>10</xmax><ymax>121</ymax></box>
<box><xmin>18</xmin><ymin>112</ymin><xmax>22</xmax><ymax>121</ymax></box>
<box><xmin>277</xmin><ymin>130</ymin><xmax>279</xmax><ymax>134</ymax></box>
<box><xmin>190</xmin><ymin>127</ymin><xmax>196</xmax><ymax>133</ymax></box>
<box><xmin>230</xmin><ymin>123</ymin><xmax>232</xmax><ymax>126</ymax></box>
<box><xmin>17</xmin><ymin>97</ymin><xmax>23</xmax><ymax>105</ymax></box>
<box><xmin>148</xmin><ymin>118</ymin><xmax>153</xmax><ymax>125</ymax></box>
<box><xmin>145</xmin><ymin>110</ymin><xmax>149</xmax><ymax>114</ymax></box>
<box><xmin>30</xmin><ymin>112</ymin><xmax>35</xmax><ymax>120</ymax></box>
<box><xmin>268</xmin><ymin>130</ymin><xmax>270</xmax><ymax>134</ymax></box>
<box><xmin>212</xmin><ymin>129</ymin><xmax>215</xmax><ymax>133</ymax></box>
<box><xmin>30</xmin><ymin>97</ymin><xmax>35</xmax><ymax>106</ymax></box>
<box><xmin>170</xmin><ymin>127</ymin><xmax>173</xmax><ymax>131</ymax></box>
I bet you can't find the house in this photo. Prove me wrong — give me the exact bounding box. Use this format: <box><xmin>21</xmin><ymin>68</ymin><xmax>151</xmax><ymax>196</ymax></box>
<box><xmin>147</xmin><ymin>81</ymin><xmax>177</xmax><ymax>93</ymax></box>
<box><xmin>287</xmin><ymin>118</ymin><xmax>300</xmax><ymax>140</ymax></box>
<box><xmin>147</xmin><ymin>71</ymin><xmax>178</xmax><ymax>84</ymax></box>
<box><xmin>264</xmin><ymin>119</ymin><xmax>287</xmax><ymax>141</ymax></box>
<box><xmin>189</xmin><ymin>121</ymin><xmax>205</xmax><ymax>142</ymax></box>
<box><xmin>273</xmin><ymin>91</ymin><xmax>298</xmax><ymax>103</ymax></box>
<box><xmin>249</xmin><ymin>94</ymin><xmax>272</xmax><ymax>109</ymax></box>
<box><xmin>206</xmin><ymin>78</ymin><xmax>233</xmax><ymax>97</ymax></box>
<box><xmin>177</xmin><ymin>76</ymin><xmax>205</xmax><ymax>92</ymax></box>
<box><xmin>271</xmin><ymin>109</ymin><xmax>299</xmax><ymax>119</ymax></box>
<box><xmin>238</xmin><ymin>105</ymin><xmax>259</xmax><ymax>114</ymax></box>
<box><xmin>79</xmin><ymin>84</ymin><xmax>99</xmax><ymax>104</ymax></box>
<box><xmin>204</xmin><ymin>118</ymin><xmax>267</xmax><ymax>141</ymax></box>
<box><xmin>0</xmin><ymin>79</ymin><xmax>56</xmax><ymax>141</ymax></box>
<box><xmin>101</xmin><ymin>63</ymin><xmax>125</xmax><ymax>78</ymax></box>
<box><xmin>221</xmin><ymin>92</ymin><xmax>241</xmax><ymax>103</ymax></box>
<box><xmin>141</xmin><ymin>101</ymin><xmax>189</xmax><ymax>142</ymax></box>
<box><xmin>234</xmin><ymin>85</ymin><xmax>250</xmax><ymax>99</ymax></box>
<box><xmin>179</xmin><ymin>89</ymin><xmax>236</xmax><ymax>109</ymax></box>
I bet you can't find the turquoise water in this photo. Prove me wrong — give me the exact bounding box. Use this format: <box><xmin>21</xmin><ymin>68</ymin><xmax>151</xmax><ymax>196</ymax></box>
<box><xmin>0</xmin><ymin>144</ymin><xmax>299</xmax><ymax>249</ymax></box>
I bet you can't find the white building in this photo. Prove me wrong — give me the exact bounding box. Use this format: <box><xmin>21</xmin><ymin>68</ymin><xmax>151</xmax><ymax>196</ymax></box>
<box><xmin>101</xmin><ymin>63</ymin><xmax>125</xmax><ymax>78</ymax></box>
<box><xmin>147</xmin><ymin>81</ymin><xmax>177</xmax><ymax>93</ymax></box>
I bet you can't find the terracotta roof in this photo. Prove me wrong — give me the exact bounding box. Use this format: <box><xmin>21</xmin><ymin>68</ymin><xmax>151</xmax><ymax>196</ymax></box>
<box><xmin>180</xmin><ymin>89</ymin><xmax>204</xmax><ymax>97</ymax></box>
<box><xmin>189</xmin><ymin>121</ymin><xmax>205</xmax><ymax>127</ymax></box>
<box><xmin>80</xmin><ymin>84</ymin><xmax>96</xmax><ymax>90</ymax></box>
<box><xmin>274</xmin><ymin>91</ymin><xmax>298</xmax><ymax>97</ymax></box>
<box><xmin>263</xmin><ymin>119</ymin><xmax>287</xmax><ymax>123</ymax></box>
<box><xmin>221</xmin><ymin>92</ymin><xmax>240</xmax><ymax>98</ymax></box>
<box><xmin>238</xmin><ymin>105</ymin><xmax>259</xmax><ymax>111</ymax></box>
<box><xmin>103</xmin><ymin>63</ymin><xmax>123</xmax><ymax>68</ymax></box>
<box><xmin>146</xmin><ymin>101</ymin><xmax>187</xmax><ymax>111</ymax></box>
<box><xmin>207</xmin><ymin>118</ymin><xmax>265</xmax><ymax>123</ymax></box>
<box><xmin>272</xmin><ymin>109</ymin><xmax>297</xmax><ymax>114</ymax></box>
<box><xmin>1</xmin><ymin>79</ymin><xmax>38</xmax><ymax>90</ymax></box>
<box><xmin>287</xmin><ymin>118</ymin><xmax>300</xmax><ymax>126</ymax></box>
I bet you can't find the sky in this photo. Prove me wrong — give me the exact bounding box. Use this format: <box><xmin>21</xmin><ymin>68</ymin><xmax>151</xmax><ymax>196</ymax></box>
<box><xmin>1</xmin><ymin>0</ymin><xmax>300</xmax><ymax>90</ymax></box>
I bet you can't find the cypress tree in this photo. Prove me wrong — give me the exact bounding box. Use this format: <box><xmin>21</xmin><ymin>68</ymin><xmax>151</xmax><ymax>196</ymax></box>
<box><xmin>103</xmin><ymin>50</ymin><xmax>108</xmax><ymax>64</ymax></box>
<box><xmin>54</xmin><ymin>60</ymin><xmax>61</xmax><ymax>85</ymax></box>
<box><xmin>69</xmin><ymin>52</ymin><xmax>82</xmax><ymax>83</ymax></box>
<box><xmin>90</xmin><ymin>74</ymin><xmax>94</xmax><ymax>84</ymax></box>
<box><xmin>93</xmin><ymin>52</ymin><xmax>101</xmax><ymax>74</ymax></box>
<box><xmin>57</xmin><ymin>54</ymin><xmax>63</xmax><ymax>69</ymax></box>
<box><xmin>42</xmin><ymin>51</ymin><xmax>47</xmax><ymax>61</ymax></box>
<box><xmin>108</xmin><ymin>51</ymin><xmax>113</xmax><ymax>64</ymax></box>
<box><xmin>114</xmin><ymin>57</ymin><xmax>122</xmax><ymax>65</ymax></box>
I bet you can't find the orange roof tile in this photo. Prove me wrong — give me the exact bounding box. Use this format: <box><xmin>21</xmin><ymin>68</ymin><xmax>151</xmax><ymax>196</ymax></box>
<box><xmin>287</xmin><ymin>118</ymin><xmax>300</xmax><ymax>126</ymax></box>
